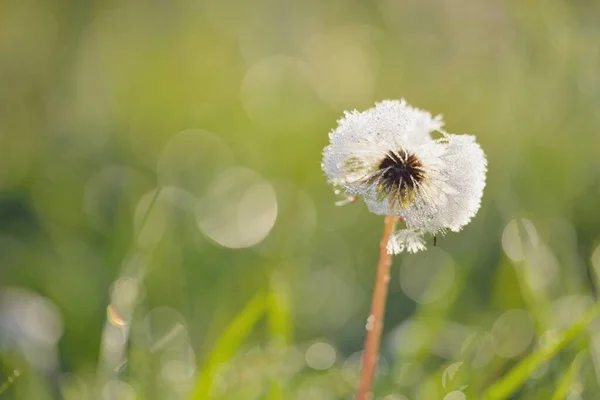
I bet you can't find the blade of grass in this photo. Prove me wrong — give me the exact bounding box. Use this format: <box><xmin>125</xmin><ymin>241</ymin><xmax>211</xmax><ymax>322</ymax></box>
<box><xmin>97</xmin><ymin>187</ymin><xmax>163</xmax><ymax>385</ymax></box>
<box><xmin>482</xmin><ymin>303</ymin><xmax>600</xmax><ymax>400</ymax></box>
<box><xmin>268</xmin><ymin>276</ymin><xmax>293</xmax><ymax>346</ymax></box>
<box><xmin>188</xmin><ymin>292</ymin><xmax>267</xmax><ymax>400</ymax></box>
<box><xmin>550</xmin><ymin>351</ymin><xmax>585</xmax><ymax>400</ymax></box>
<box><xmin>267</xmin><ymin>276</ymin><xmax>293</xmax><ymax>400</ymax></box>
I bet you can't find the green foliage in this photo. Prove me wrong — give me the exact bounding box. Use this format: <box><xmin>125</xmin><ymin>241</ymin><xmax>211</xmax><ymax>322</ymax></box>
<box><xmin>2</xmin><ymin>0</ymin><xmax>600</xmax><ymax>399</ymax></box>
<box><xmin>482</xmin><ymin>304</ymin><xmax>600</xmax><ymax>400</ymax></box>
<box><xmin>189</xmin><ymin>292</ymin><xmax>267</xmax><ymax>400</ymax></box>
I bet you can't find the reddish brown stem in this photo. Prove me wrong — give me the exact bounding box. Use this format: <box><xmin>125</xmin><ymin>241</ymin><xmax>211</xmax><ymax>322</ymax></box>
<box><xmin>356</xmin><ymin>215</ymin><xmax>397</xmax><ymax>400</ymax></box>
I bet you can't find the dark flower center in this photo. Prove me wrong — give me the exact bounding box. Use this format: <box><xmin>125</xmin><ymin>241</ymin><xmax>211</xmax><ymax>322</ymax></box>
<box><xmin>375</xmin><ymin>150</ymin><xmax>425</xmax><ymax>206</ymax></box>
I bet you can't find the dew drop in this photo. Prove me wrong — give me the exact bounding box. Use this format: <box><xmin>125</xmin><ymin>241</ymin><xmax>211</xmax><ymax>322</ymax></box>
<box><xmin>366</xmin><ymin>315</ymin><xmax>375</xmax><ymax>331</ymax></box>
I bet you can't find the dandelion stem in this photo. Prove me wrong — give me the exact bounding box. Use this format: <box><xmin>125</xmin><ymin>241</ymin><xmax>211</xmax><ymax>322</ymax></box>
<box><xmin>356</xmin><ymin>215</ymin><xmax>397</xmax><ymax>400</ymax></box>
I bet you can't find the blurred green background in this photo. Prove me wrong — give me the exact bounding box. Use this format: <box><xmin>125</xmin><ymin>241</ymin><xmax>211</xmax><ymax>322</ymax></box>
<box><xmin>2</xmin><ymin>0</ymin><xmax>600</xmax><ymax>399</ymax></box>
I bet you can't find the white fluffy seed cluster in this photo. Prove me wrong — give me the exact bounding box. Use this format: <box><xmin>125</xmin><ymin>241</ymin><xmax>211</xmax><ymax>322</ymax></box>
<box><xmin>322</xmin><ymin>99</ymin><xmax>487</xmax><ymax>254</ymax></box>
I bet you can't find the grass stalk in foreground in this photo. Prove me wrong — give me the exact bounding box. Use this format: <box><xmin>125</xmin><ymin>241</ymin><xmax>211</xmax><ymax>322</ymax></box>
<box><xmin>188</xmin><ymin>292</ymin><xmax>267</xmax><ymax>400</ymax></box>
<box><xmin>267</xmin><ymin>277</ymin><xmax>293</xmax><ymax>400</ymax></box>
<box><xmin>550</xmin><ymin>351</ymin><xmax>585</xmax><ymax>400</ymax></box>
<box><xmin>482</xmin><ymin>302</ymin><xmax>600</xmax><ymax>400</ymax></box>
<box><xmin>96</xmin><ymin>187</ymin><xmax>163</xmax><ymax>383</ymax></box>
<box><xmin>356</xmin><ymin>215</ymin><xmax>397</xmax><ymax>400</ymax></box>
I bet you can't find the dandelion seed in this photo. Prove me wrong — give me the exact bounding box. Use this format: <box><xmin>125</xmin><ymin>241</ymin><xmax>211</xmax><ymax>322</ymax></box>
<box><xmin>335</xmin><ymin>195</ymin><xmax>357</xmax><ymax>207</ymax></box>
<box><xmin>322</xmin><ymin>99</ymin><xmax>487</xmax><ymax>254</ymax></box>
<box><xmin>387</xmin><ymin>229</ymin><xmax>426</xmax><ymax>255</ymax></box>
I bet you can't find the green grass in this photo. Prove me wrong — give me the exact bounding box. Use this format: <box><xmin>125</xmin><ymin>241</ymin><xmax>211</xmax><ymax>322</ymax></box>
<box><xmin>2</xmin><ymin>0</ymin><xmax>600</xmax><ymax>399</ymax></box>
<box><xmin>482</xmin><ymin>304</ymin><xmax>600</xmax><ymax>400</ymax></box>
<box><xmin>189</xmin><ymin>292</ymin><xmax>267</xmax><ymax>400</ymax></box>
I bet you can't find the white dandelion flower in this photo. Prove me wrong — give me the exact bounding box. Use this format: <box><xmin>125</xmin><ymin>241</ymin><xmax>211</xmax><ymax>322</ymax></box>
<box><xmin>387</xmin><ymin>229</ymin><xmax>427</xmax><ymax>254</ymax></box>
<box><xmin>322</xmin><ymin>99</ymin><xmax>487</xmax><ymax>253</ymax></box>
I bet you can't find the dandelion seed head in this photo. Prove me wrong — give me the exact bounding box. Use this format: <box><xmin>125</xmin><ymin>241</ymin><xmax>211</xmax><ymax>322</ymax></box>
<box><xmin>322</xmin><ymin>99</ymin><xmax>487</xmax><ymax>252</ymax></box>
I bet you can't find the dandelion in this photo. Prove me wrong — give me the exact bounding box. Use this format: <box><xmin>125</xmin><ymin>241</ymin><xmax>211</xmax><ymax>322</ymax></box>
<box><xmin>321</xmin><ymin>99</ymin><xmax>486</xmax><ymax>400</ymax></box>
<box><xmin>322</xmin><ymin>99</ymin><xmax>487</xmax><ymax>253</ymax></box>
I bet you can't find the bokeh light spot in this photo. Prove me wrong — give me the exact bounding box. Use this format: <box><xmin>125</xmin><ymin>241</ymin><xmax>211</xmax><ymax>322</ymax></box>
<box><xmin>443</xmin><ymin>391</ymin><xmax>467</xmax><ymax>400</ymax></box>
<box><xmin>502</xmin><ymin>218</ymin><xmax>539</xmax><ymax>262</ymax></box>
<box><xmin>107</xmin><ymin>304</ymin><xmax>126</xmax><ymax>327</ymax></box>
<box><xmin>196</xmin><ymin>167</ymin><xmax>277</xmax><ymax>249</ymax></box>
<box><xmin>305</xmin><ymin>342</ymin><xmax>336</xmax><ymax>370</ymax></box>
<box><xmin>0</xmin><ymin>288</ymin><xmax>64</xmax><ymax>350</ymax></box>
<box><xmin>491</xmin><ymin>309</ymin><xmax>534</xmax><ymax>358</ymax></box>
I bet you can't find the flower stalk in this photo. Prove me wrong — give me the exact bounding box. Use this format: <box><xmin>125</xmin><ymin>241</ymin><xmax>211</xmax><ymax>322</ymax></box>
<box><xmin>356</xmin><ymin>215</ymin><xmax>398</xmax><ymax>400</ymax></box>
